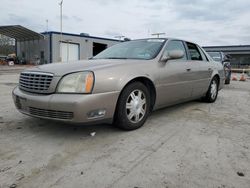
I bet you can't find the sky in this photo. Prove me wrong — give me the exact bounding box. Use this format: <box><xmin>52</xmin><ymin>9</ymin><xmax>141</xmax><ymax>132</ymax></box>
<box><xmin>1</xmin><ymin>0</ymin><xmax>250</xmax><ymax>46</ymax></box>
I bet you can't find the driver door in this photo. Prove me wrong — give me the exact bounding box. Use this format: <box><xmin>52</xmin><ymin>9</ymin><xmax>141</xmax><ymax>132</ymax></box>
<box><xmin>156</xmin><ymin>40</ymin><xmax>193</xmax><ymax>107</ymax></box>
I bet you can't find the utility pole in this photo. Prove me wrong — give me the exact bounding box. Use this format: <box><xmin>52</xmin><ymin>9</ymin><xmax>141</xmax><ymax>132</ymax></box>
<box><xmin>46</xmin><ymin>19</ymin><xmax>48</xmax><ymax>33</ymax></box>
<box><xmin>151</xmin><ymin>32</ymin><xmax>166</xmax><ymax>38</ymax></box>
<box><xmin>59</xmin><ymin>0</ymin><xmax>63</xmax><ymax>62</ymax></box>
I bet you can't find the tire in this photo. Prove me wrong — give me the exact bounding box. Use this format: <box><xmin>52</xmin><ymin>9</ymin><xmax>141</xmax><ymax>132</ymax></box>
<box><xmin>114</xmin><ymin>82</ymin><xmax>150</xmax><ymax>130</ymax></box>
<box><xmin>204</xmin><ymin>77</ymin><xmax>219</xmax><ymax>103</ymax></box>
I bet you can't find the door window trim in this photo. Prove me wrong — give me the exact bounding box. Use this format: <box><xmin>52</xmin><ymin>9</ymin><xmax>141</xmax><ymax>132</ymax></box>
<box><xmin>197</xmin><ymin>46</ymin><xmax>209</xmax><ymax>62</ymax></box>
<box><xmin>185</xmin><ymin>42</ymin><xmax>203</xmax><ymax>61</ymax></box>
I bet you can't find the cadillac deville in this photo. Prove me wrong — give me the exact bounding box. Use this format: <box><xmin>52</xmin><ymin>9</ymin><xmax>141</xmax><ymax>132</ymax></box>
<box><xmin>12</xmin><ymin>38</ymin><xmax>224</xmax><ymax>130</ymax></box>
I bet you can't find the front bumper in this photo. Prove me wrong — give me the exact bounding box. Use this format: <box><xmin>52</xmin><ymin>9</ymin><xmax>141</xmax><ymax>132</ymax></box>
<box><xmin>12</xmin><ymin>86</ymin><xmax>120</xmax><ymax>124</ymax></box>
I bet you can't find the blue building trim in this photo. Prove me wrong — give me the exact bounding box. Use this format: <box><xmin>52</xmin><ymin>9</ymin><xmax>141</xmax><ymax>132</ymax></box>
<box><xmin>41</xmin><ymin>31</ymin><xmax>120</xmax><ymax>42</ymax></box>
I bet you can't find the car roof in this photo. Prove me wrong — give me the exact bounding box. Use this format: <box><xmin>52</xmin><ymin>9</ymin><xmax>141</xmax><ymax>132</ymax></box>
<box><xmin>133</xmin><ymin>37</ymin><xmax>200</xmax><ymax>45</ymax></box>
<box><xmin>127</xmin><ymin>37</ymin><xmax>205</xmax><ymax>49</ymax></box>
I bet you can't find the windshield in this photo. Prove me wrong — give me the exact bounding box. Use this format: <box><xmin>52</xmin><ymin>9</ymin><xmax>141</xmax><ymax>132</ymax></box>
<box><xmin>93</xmin><ymin>39</ymin><xmax>166</xmax><ymax>60</ymax></box>
<box><xmin>207</xmin><ymin>52</ymin><xmax>222</xmax><ymax>62</ymax></box>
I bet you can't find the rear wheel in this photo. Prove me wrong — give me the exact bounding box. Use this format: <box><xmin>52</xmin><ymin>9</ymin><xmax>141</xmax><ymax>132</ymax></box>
<box><xmin>114</xmin><ymin>82</ymin><xmax>150</xmax><ymax>130</ymax></box>
<box><xmin>204</xmin><ymin>77</ymin><xmax>219</xmax><ymax>103</ymax></box>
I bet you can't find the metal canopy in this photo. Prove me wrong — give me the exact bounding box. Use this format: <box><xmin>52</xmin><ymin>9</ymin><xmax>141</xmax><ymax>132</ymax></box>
<box><xmin>0</xmin><ymin>25</ymin><xmax>44</xmax><ymax>41</ymax></box>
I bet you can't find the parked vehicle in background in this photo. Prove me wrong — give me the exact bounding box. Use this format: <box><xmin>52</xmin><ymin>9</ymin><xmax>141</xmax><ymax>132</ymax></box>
<box><xmin>13</xmin><ymin>38</ymin><xmax>224</xmax><ymax>130</ymax></box>
<box><xmin>207</xmin><ymin>51</ymin><xmax>231</xmax><ymax>84</ymax></box>
<box><xmin>0</xmin><ymin>55</ymin><xmax>7</xmax><ymax>60</ymax></box>
<box><xmin>6</xmin><ymin>56</ymin><xmax>15</xmax><ymax>66</ymax></box>
<box><xmin>0</xmin><ymin>55</ymin><xmax>7</xmax><ymax>65</ymax></box>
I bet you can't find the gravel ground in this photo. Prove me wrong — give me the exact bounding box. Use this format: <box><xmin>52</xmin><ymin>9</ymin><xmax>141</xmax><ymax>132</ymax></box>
<box><xmin>0</xmin><ymin>68</ymin><xmax>250</xmax><ymax>188</ymax></box>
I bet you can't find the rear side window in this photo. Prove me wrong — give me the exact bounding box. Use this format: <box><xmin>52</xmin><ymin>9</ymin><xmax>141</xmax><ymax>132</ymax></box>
<box><xmin>164</xmin><ymin>40</ymin><xmax>187</xmax><ymax>60</ymax></box>
<box><xmin>207</xmin><ymin>52</ymin><xmax>222</xmax><ymax>62</ymax></box>
<box><xmin>186</xmin><ymin>42</ymin><xmax>203</xmax><ymax>61</ymax></box>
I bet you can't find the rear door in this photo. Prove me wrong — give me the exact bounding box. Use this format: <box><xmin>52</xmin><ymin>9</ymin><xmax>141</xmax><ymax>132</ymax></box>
<box><xmin>185</xmin><ymin>42</ymin><xmax>212</xmax><ymax>97</ymax></box>
<box><xmin>197</xmin><ymin>46</ymin><xmax>213</xmax><ymax>93</ymax></box>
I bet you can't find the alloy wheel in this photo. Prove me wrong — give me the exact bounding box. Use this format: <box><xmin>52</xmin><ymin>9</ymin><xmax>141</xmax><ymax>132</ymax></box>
<box><xmin>126</xmin><ymin>89</ymin><xmax>147</xmax><ymax>123</ymax></box>
<box><xmin>210</xmin><ymin>80</ymin><xmax>217</xmax><ymax>100</ymax></box>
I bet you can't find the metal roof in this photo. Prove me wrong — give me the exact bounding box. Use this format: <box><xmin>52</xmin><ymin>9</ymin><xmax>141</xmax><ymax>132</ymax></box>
<box><xmin>203</xmin><ymin>45</ymin><xmax>250</xmax><ymax>55</ymax></box>
<box><xmin>0</xmin><ymin>25</ymin><xmax>44</xmax><ymax>41</ymax></box>
<box><xmin>41</xmin><ymin>31</ymin><xmax>121</xmax><ymax>42</ymax></box>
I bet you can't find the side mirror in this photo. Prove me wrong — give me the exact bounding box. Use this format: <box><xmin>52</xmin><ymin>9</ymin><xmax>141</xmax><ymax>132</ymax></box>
<box><xmin>160</xmin><ymin>50</ymin><xmax>184</xmax><ymax>62</ymax></box>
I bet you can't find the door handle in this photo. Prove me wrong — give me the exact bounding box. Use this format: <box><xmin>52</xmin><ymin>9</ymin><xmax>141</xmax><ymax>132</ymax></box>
<box><xmin>186</xmin><ymin>68</ymin><xmax>191</xmax><ymax>72</ymax></box>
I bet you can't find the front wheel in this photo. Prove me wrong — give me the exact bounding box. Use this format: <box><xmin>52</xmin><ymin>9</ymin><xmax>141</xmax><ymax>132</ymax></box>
<box><xmin>114</xmin><ymin>82</ymin><xmax>150</xmax><ymax>130</ymax></box>
<box><xmin>204</xmin><ymin>77</ymin><xmax>219</xmax><ymax>103</ymax></box>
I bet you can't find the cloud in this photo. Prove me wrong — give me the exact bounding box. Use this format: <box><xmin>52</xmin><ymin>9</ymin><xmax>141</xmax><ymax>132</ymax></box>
<box><xmin>104</xmin><ymin>31</ymin><xmax>123</xmax><ymax>37</ymax></box>
<box><xmin>72</xmin><ymin>16</ymin><xmax>83</xmax><ymax>22</ymax></box>
<box><xmin>0</xmin><ymin>0</ymin><xmax>249</xmax><ymax>46</ymax></box>
<box><xmin>3</xmin><ymin>13</ymin><xmax>45</xmax><ymax>32</ymax></box>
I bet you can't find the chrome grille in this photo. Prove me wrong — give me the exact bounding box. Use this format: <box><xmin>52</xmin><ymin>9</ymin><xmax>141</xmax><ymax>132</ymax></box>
<box><xmin>29</xmin><ymin>107</ymin><xmax>74</xmax><ymax>120</ymax></box>
<box><xmin>19</xmin><ymin>72</ymin><xmax>53</xmax><ymax>93</ymax></box>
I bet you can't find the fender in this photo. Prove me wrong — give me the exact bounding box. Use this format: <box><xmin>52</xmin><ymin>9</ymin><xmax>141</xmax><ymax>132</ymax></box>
<box><xmin>117</xmin><ymin>72</ymin><xmax>156</xmax><ymax>91</ymax></box>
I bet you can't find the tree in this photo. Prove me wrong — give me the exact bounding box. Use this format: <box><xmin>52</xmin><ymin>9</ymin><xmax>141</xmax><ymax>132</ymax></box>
<box><xmin>0</xmin><ymin>34</ymin><xmax>15</xmax><ymax>55</ymax></box>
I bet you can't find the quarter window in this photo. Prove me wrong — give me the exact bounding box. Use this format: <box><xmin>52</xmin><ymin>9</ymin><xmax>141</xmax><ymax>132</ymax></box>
<box><xmin>186</xmin><ymin>42</ymin><xmax>203</xmax><ymax>61</ymax></box>
<box><xmin>164</xmin><ymin>40</ymin><xmax>187</xmax><ymax>60</ymax></box>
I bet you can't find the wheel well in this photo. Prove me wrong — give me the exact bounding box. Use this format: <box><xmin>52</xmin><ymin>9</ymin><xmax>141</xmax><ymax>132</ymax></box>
<box><xmin>119</xmin><ymin>77</ymin><xmax>156</xmax><ymax>112</ymax></box>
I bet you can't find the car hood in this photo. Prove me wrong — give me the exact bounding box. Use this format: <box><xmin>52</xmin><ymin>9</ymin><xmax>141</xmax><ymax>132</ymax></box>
<box><xmin>24</xmin><ymin>59</ymin><xmax>128</xmax><ymax>76</ymax></box>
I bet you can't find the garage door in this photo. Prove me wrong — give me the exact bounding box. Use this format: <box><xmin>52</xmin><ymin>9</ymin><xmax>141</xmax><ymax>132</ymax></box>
<box><xmin>60</xmin><ymin>42</ymin><xmax>79</xmax><ymax>62</ymax></box>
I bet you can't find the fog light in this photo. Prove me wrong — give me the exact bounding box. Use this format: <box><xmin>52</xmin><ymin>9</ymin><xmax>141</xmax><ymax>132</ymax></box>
<box><xmin>87</xmin><ymin>109</ymin><xmax>106</xmax><ymax>119</ymax></box>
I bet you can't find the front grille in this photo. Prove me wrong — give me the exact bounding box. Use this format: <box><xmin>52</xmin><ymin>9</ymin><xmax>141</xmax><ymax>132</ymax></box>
<box><xmin>29</xmin><ymin>107</ymin><xmax>73</xmax><ymax>120</ymax></box>
<box><xmin>19</xmin><ymin>72</ymin><xmax>53</xmax><ymax>93</ymax></box>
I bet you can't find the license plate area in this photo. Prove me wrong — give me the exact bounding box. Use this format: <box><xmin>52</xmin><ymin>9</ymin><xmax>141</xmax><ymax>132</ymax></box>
<box><xmin>15</xmin><ymin>95</ymin><xmax>27</xmax><ymax>110</ymax></box>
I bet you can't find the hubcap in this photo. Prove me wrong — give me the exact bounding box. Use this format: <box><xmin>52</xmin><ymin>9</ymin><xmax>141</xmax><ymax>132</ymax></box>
<box><xmin>126</xmin><ymin>89</ymin><xmax>147</xmax><ymax>123</ymax></box>
<box><xmin>210</xmin><ymin>80</ymin><xmax>217</xmax><ymax>100</ymax></box>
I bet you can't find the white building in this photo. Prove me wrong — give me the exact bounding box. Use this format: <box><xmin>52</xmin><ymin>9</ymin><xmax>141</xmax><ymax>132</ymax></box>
<box><xmin>0</xmin><ymin>25</ymin><xmax>120</xmax><ymax>64</ymax></box>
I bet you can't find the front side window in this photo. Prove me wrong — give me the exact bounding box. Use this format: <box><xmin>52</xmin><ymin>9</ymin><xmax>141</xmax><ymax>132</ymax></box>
<box><xmin>164</xmin><ymin>40</ymin><xmax>187</xmax><ymax>60</ymax></box>
<box><xmin>93</xmin><ymin>39</ymin><xmax>166</xmax><ymax>60</ymax></box>
<box><xmin>186</xmin><ymin>42</ymin><xmax>203</xmax><ymax>61</ymax></box>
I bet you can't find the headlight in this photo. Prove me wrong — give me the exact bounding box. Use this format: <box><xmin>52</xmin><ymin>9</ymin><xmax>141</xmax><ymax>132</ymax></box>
<box><xmin>57</xmin><ymin>71</ymin><xmax>94</xmax><ymax>93</ymax></box>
